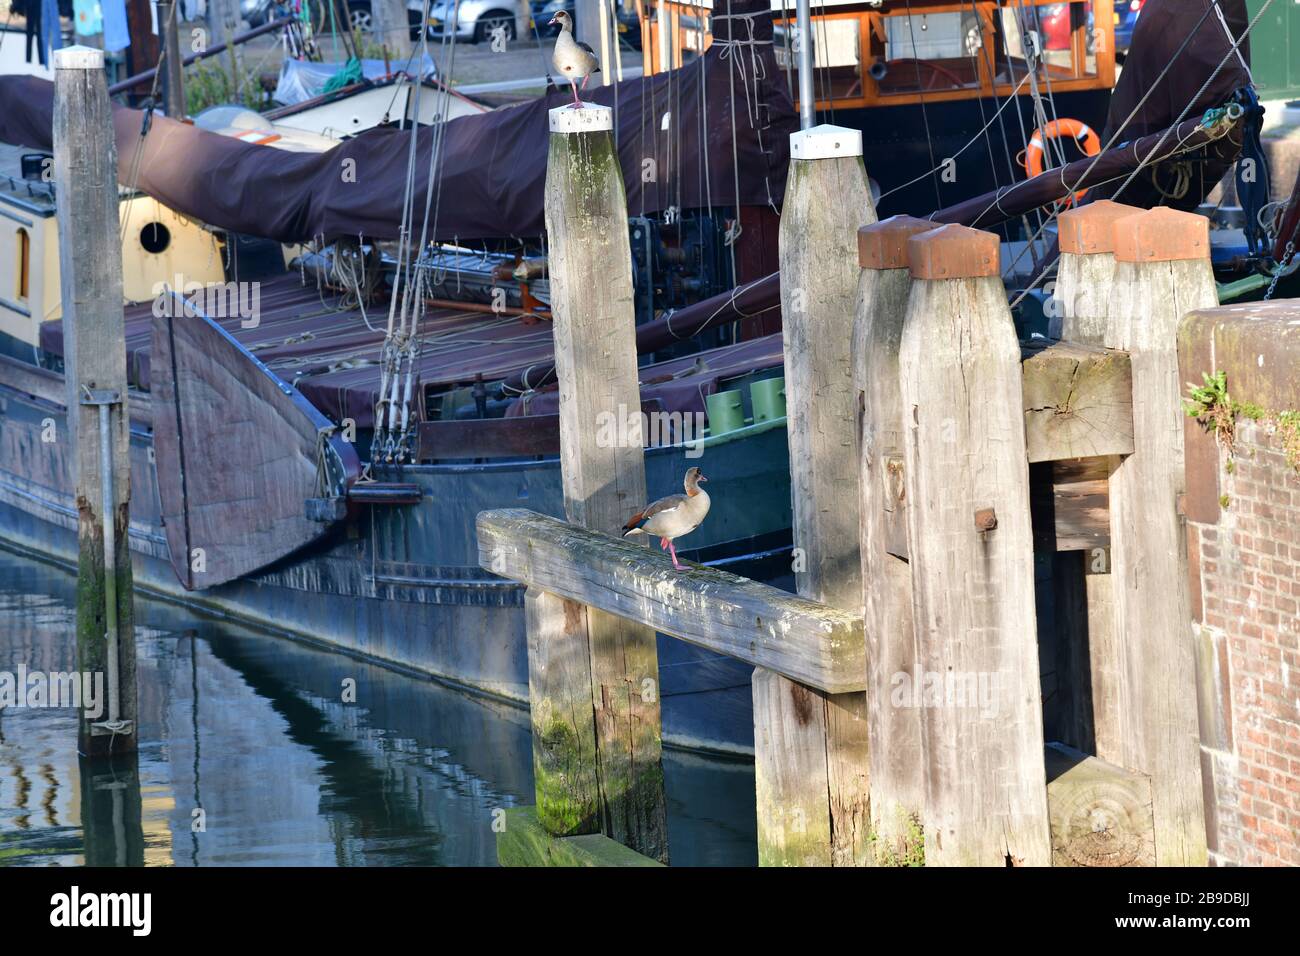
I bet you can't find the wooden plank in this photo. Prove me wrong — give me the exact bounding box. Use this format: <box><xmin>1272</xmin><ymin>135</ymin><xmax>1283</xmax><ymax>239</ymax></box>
<box><xmin>54</xmin><ymin>47</ymin><xmax>137</xmax><ymax>758</ymax></box>
<box><xmin>477</xmin><ymin>509</ymin><xmax>866</xmax><ymax>694</ymax></box>
<box><xmin>752</xmin><ymin>668</ymin><xmax>834</xmax><ymax>866</ymax></box>
<box><xmin>1104</xmin><ymin>207</ymin><xmax>1212</xmax><ymax>866</ymax></box>
<box><xmin>497</xmin><ymin>807</ymin><xmax>664</xmax><ymax>867</ymax></box>
<box><xmin>542</xmin><ymin>106</ymin><xmax>668</xmax><ymax>861</ymax></box>
<box><xmin>900</xmin><ymin>224</ymin><xmax>1051</xmax><ymax>867</ymax></box>
<box><xmin>524</xmin><ymin>588</ymin><xmax>601</xmax><ymax>837</ymax></box>
<box><xmin>1021</xmin><ymin>340</ymin><xmax>1133</xmax><ymax>463</ymax></box>
<box><xmin>853</xmin><ymin>217</ymin><xmax>932</xmax><ymax>864</ymax></box>
<box><xmin>1030</xmin><ymin>456</ymin><xmax>1114</xmax><ymax>552</ymax></box>
<box><xmin>767</xmin><ymin>125</ymin><xmax>876</xmax><ymax>868</ymax></box>
<box><xmin>1045</xmin><ymin>742</ymin><xmax>1156</xmax><ymax>867</ymax></box>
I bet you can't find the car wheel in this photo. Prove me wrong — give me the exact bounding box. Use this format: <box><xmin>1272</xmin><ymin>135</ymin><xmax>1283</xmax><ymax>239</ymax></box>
<box><xmin>474</xmin><ymin>13</ymin><xmax>516</xmax><ymax>44</ymax></box>
<box><xmin>350</xmin><ymin>4</ymin><xmax>373</xmax><ymax>34</ymax></box>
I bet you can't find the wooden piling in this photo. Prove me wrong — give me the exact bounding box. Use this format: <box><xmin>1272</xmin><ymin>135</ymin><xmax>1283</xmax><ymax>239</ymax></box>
<box><xmin>1044</xmin><ymin>742</ymin><xmax>1155</xmax><ymax>867</ymax></box>
<box><xmin>757</xmin><ymin>124</ymin><xmax>875</xmax><ymax>866</ymax></box>
<box><xmin>53</xmin><ymin>46</ymin><xmax>137</xmax><ymax>758</ymax></box>
<box><xmin>900</xmin><ymin>224</ymin><xmax>1051</xmax><ymax>866</ymax></box>
<box><xmin>852</xmin><ymin>215</ymin><xmax>935</xmax><ymax>864</ymax></box>
<box><xmin>540</xmin><ymin>104</ymin><xmax>668</xmax><ymax>862</ymax></box>
<box><xmin>1104</xmin><ymin>207</ymin><xmax>1212</xmax><ymax>866</ymax></box>
<box><xmin>156</xmin><ymin>0</ymin><xmax>185</xmax><ymax>119</ymax></box>
<box><xmin>1048</xmin><ymin>200</ymin><xmax>1140</xmax><ymax>760</ymax></box>
<box><xmin>1054</xmin><ymin>200</ymin><xmax>1139</xmax><ymax>343</ymax></box>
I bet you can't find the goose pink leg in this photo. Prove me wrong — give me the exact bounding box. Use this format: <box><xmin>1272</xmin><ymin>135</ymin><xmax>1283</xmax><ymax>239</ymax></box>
<box><xmin>667</xmin><ymin>541</ymin><xmax>684</xmax><ymax>571</ymax></box>
<box><xmin>568</xmin><ymin>78</ymin><xmax>583</xmax><ymax>109</ymax></box>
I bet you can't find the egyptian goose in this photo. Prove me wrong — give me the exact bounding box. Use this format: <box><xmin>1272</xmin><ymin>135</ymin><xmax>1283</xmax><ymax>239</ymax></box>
<box><xmin>623</xmin><ymin>467</ymin><xmax>711</xmax><ymax>570</ymax></box>
<box><xmin>549</xmin><ymin>11</ymin><xmax>601</xmax><ymax>110</ymax></box>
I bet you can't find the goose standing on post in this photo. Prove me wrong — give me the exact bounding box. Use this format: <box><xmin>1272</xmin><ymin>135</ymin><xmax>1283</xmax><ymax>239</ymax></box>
<box><xmin>549</xmin><ymin>10</ymin><xmax>601</xmax><ymax>109</ymax></box>
<box><xmin>623</xmin><ymin>467</ymin><xmax>710</xmax><ymax>571</ymax></box>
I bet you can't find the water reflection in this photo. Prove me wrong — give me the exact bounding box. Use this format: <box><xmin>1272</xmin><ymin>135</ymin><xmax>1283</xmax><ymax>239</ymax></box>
<box><xmin>0</xmin><ymin>550</ymin><xmax>757</xmax><ymax>866</ymax></box>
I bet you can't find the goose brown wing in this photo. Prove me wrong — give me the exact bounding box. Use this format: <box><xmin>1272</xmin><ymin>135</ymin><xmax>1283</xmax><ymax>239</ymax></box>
<box><xmin>623</xmin><ymin>492</ymin><xmax>688</xmax><ymax>531</ymax></box>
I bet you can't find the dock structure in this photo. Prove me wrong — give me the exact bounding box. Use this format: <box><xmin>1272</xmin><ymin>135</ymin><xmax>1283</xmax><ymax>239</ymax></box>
<box><xmin>53</xmin><ymin>46</ymin><xmax>138</xmax><ymax>758</ymax></box>
<box><xmin>481</xmin><ymin>122</ymin><xmax>1217</xmax><ymax>866</ymax></box>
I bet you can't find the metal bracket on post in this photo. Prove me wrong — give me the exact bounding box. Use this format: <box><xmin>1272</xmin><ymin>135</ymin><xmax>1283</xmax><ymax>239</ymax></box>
<box><xmin>80</xmin><ymin>386</ymin><xmax>134</xmax><ymax>739</ymax></box>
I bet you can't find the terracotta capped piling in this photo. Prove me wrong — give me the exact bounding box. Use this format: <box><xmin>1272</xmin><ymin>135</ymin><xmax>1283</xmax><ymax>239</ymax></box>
<box><xmin>1057</xmin><ymin>199</ymin><xmax>1143</xmax><ymax>255</ymax></box>
<box><xmin>858</xmin><ymin>215</ymin><xmax>940</xmax><ymax>270</ymax></box>
<box><xmin>1112</xmin><ymin>206</ymin><xmax>1210</xmax><ymax>262</ymax></box>
<box><xmin>906</xmin><ymin>223</ymin><xmax>1000</xmax><ymax>279</ymax></box>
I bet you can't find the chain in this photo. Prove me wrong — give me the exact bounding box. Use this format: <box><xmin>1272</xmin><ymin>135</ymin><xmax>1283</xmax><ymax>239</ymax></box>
<box><xmin>1265</xmin><ymin>239</ymin><xmax>1295</xmax><ymax>301</ymax></box>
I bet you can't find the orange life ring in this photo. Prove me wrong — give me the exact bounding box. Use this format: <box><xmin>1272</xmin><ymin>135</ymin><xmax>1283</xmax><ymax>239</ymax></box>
<box><xmin>1023</xmin><ymin>119</ymin><xmax>1101</xmax><ymax>206</ymax></box>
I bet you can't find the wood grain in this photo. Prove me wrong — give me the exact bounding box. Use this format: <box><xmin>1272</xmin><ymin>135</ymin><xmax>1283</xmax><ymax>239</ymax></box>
<box><xmin>900</xmin><ymin>271</ymin><xmax>1051</xmax><ymax>867</ymax></box>
<box><xmin>1104</xmin><ymin>256</ymin><xmax>1212</xmax><ymax>866</ymax></box>
<box><xmin>1045</xmin><ymin>742</ymin><xmax>1155</xmax><ymax>867</ymax></box>
<box><xmin>770</xmin><ymin>150</ymin><xmax>877</xmax><ymax>867</ymax></box>
<box><xmin>477</xmin><ymin>509</ymin><xmax>866</xmax><ymax>693</ymax></box>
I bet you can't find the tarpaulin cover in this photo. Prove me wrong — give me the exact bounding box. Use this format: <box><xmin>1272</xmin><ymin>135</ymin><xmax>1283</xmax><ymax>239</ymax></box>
<box><xmin>0</xmin><ymin>0</ymin><xmax>794</xmax><ymax>244</ymax></box>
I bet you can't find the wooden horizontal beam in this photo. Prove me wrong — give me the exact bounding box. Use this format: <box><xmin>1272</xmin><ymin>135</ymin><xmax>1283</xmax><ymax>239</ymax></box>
<box><xmin>1021</xmin><ymin>340</ymin><xmax>1133</xmax><ymax>464</ymax></box>
<box><xmin>477</xmin><ymin>508</ymin><xmax>866</xmax><ymax>694</ymax></box>
<box><xmin>497</xmin><ymin>807</ymin><xmax>663</xmax><ymax>867</ymax></box>
<box><xmin>1045</xmin><ymin>742</ymin><xmax>1155</xmax><ymax>867</ymax></box>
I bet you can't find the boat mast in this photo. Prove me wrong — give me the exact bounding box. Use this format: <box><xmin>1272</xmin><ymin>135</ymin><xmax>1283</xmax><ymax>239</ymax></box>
<box><xmin>795</xmin><ymin>0</ymin><xmax>813</xmax><ymax>129</ymax></box>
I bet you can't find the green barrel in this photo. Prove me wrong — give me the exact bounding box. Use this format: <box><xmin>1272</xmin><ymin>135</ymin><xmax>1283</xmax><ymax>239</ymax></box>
<box><xmin>750</xmin><ymin>376</ymin><xmax>786</xmax><ymax>423</ymax></box>
<box><xmin>705</xmin><ymin>389</ymin><xmax>745</xmax><ymax>435</ymax></box>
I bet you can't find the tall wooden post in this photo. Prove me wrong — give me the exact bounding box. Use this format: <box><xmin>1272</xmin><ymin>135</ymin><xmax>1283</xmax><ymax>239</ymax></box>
<box><xmin>156</xmin><ymin>0</ymin><xmax>186</xmax><ymax>119</ymax></box>
<box><xmin>900</xmin><ymin>224</ymin><xmax>1050</xmax><ymax>866</ymax></box>
<box><xmin>539</xmin><ymin>104</ymin><xmax>669</xmax><ymax>862</ymax></box>
<box><xmin>853</xmin><ymin>215</ymin><xmax>935</xmax><ymax>863</ymax></box>
<box><xmin>755</xmin><ymin>124</ymin><xmax>874</xmax><ymax>866</ymax></box>
<box><xmin>54</xmin><ymin>46</ymin><xmax>137</xmax><ymax>758</ymax></box>
<box><xmin>1050</xmin><ymin>199</ymin><xmax>1141</xmax><ymax>760</ymax></box>
<box><xmin>1104</xmin><ymin>207</ymin><xmax>1211</xmax><ymax>866</ymax></box>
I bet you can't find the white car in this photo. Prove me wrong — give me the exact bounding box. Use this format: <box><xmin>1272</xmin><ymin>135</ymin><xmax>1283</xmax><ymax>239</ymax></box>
<box><xmin>409</xmin><ymin>0</ymin><xmax>523</xmax><ymax>43</ymax></box>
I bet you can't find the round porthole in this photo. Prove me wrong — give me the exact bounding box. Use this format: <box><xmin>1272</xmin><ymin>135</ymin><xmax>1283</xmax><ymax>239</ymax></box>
<box><xmin>140</xmin><ymin>222</ymin><xmax>171</xmax><ymax>254</ymax></box>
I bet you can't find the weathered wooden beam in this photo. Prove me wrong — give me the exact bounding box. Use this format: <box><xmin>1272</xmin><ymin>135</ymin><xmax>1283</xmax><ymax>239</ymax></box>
<box><xmin>761</xmin><ymin>124</ymin><xmax>876</xmax><ymax>867</ymax></box>
<box><xmin>1053</xmin><ymin>200</ymin><xmax>1142</xmax><ymax>343</ymax></box>
<box><xmin>900</xmin><ymin>224</ymin><xmax>1051</xmax><ymax>866</ymax></box>
<box><xmin>854</xmin><ymin>216</ymin><xmax>934</xmax><ymax>864</ymax></box>
<box><xmin>1104</xmin><ymin>207</ymin><xmax>1211</xmax><ymax>866</ymax></box>
<box><xmin>1045</xmin><ymin>742</ymin><xmax>1156</xmax><ymax>867</ymax></box>
<box><xmin>54</xmin><ymin>46</ymin><xmax>137</xmax><ymax>757</ymax></box>
<box><xmin>1021</xmin><ymin>340</ymin><xmax>1133</xmax><ymax>463</ymax></box>
<box><xmin>477</xmin><ymin>509</ymin><xmax>866</xmax><ymax>694</ymax></box>
<box><xmin>497</xmin><ymin>807</ymin><xmax>664</xmax><ymax>867</ymax></box>
<box><xmin>541</xmin><ymin>104</ymin><xmax>668</xmax><ymax>861</ymax></box>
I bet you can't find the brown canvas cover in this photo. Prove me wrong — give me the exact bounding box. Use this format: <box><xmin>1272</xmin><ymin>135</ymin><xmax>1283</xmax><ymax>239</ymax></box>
<box><xmin>0</xmin><ymin>0</ymin><xmax>794</xmax><ymax>244</ymax></box>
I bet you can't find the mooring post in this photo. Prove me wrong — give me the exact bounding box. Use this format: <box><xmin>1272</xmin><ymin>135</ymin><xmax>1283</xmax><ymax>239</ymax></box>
<box><xmin>1048</xmin><ymin>199</ymin><xmax>1142</xmax><ymax>761</ymax></box>
<box><xmin>536</xmin><ymin>103</ymin><xmax>668</xmax><ymax>862</ymax></box>
<box><xmin>1104</xmin><ymin>207</ymin><xmax>1213</xmax><ymax>866</ymax></box>
<box><xmin>755</xmin><ymin>124</ymin><xmax>875</xmax><ymax>866</ymax></box>
<box><xmin>53</xmin><ymin>46</ymin><xmax>137</xmax><ymax>758</ymax></box>
<box><xmin>900</xmin><ymin>224</ymin><xmax>1051</xmax><ymax>866</ymax></box>
<box><xmin>853</xmin><ymin>215</ymin><xmax>936</xmax><ymax>864</ymax></box>
<box><xmin>156</xmin><ymin>0</ymin><xmax>185</xmax><ymax>119</ymax></box>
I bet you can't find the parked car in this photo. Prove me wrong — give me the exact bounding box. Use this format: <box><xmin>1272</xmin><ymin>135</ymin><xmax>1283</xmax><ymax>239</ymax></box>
<box><xmin>412</xmin><ymin>0</ymin><xmax>522</xmax><ymax>43</ymax></box>
<box><xmin>241</xmin><ymin>0</ymin><xmax>382</xmax><ymax>37</ymax></box>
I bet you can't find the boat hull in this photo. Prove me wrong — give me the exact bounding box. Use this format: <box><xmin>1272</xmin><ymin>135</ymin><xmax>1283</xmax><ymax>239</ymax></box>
<box><xmin>0</xmin><ymin>358</ymin><xmax>793</xmax><ymax>754</ymax></box>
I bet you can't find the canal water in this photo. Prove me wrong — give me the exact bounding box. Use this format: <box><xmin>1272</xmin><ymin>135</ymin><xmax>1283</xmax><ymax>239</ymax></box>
<box><xmin>0</xmin><ymin>549</ymin><xmax>757</xmax><ymax>866</ymax></box>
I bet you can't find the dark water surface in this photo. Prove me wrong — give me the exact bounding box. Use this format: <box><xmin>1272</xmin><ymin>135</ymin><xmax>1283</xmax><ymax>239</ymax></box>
<box><xmin>0</xmin><ymin>549</ymin><xmax>757</xmax><ymax>866</ymax></box>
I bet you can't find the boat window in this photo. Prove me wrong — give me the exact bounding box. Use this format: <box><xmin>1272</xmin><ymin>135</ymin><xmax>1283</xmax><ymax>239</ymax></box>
<box><xmin>16</xmin><ymin>227</ymin><xmax>29</xmax><ymax>301</ymax></box>
<box><xmin>774</xmin><ymin>14</ymin><xmax>865</xmax><ymax>106</ymax></box>
<box><xmin>141</xmin><ymin>222</ymin><xmax>172</xmax><ymax>255</ymax></box>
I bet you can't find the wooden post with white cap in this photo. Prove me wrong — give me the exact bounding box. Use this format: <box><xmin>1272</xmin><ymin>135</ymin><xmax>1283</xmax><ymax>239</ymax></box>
<box><xmin>899</xmin><ymin>224</ymin><xmax>1051</xmax><ymax>866</ymax></box>
<box><xmin>852</xmin><ymin>215</ymin><xmax>936</xmax><ymax>864</ymax></box>
<box><xmin>529</xmin><ymin>102</ymin><xmax>669</xmax><ymax>862</ymax></box>
<box><xmin>754</xmin><ymin>124</ymin><xmax>875</xmax><ymax>866</ymax></box>
<box><xmin>53</xmin><ymin>46</ymin><xmax>138</xmax><ymax>758</ymax></box>
<box><xmin>1104</xmin><ymin>207</ymin><xmax>1212</xmax><ymax>867</ymax></box>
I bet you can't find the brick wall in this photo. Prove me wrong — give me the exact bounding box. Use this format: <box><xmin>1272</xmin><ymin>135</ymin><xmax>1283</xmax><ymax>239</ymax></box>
<box><xmin>1180</xmin><ymin>302</ymin><xmax>1300</xmax><ymax>867</ymax></box>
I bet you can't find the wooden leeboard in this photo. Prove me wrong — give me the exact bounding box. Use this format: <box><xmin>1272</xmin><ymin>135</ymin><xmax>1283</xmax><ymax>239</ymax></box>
<box><xmin>151</xmin><ymin>306</ymin><xmax>358</xmax><ymax>589</ymax></box>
